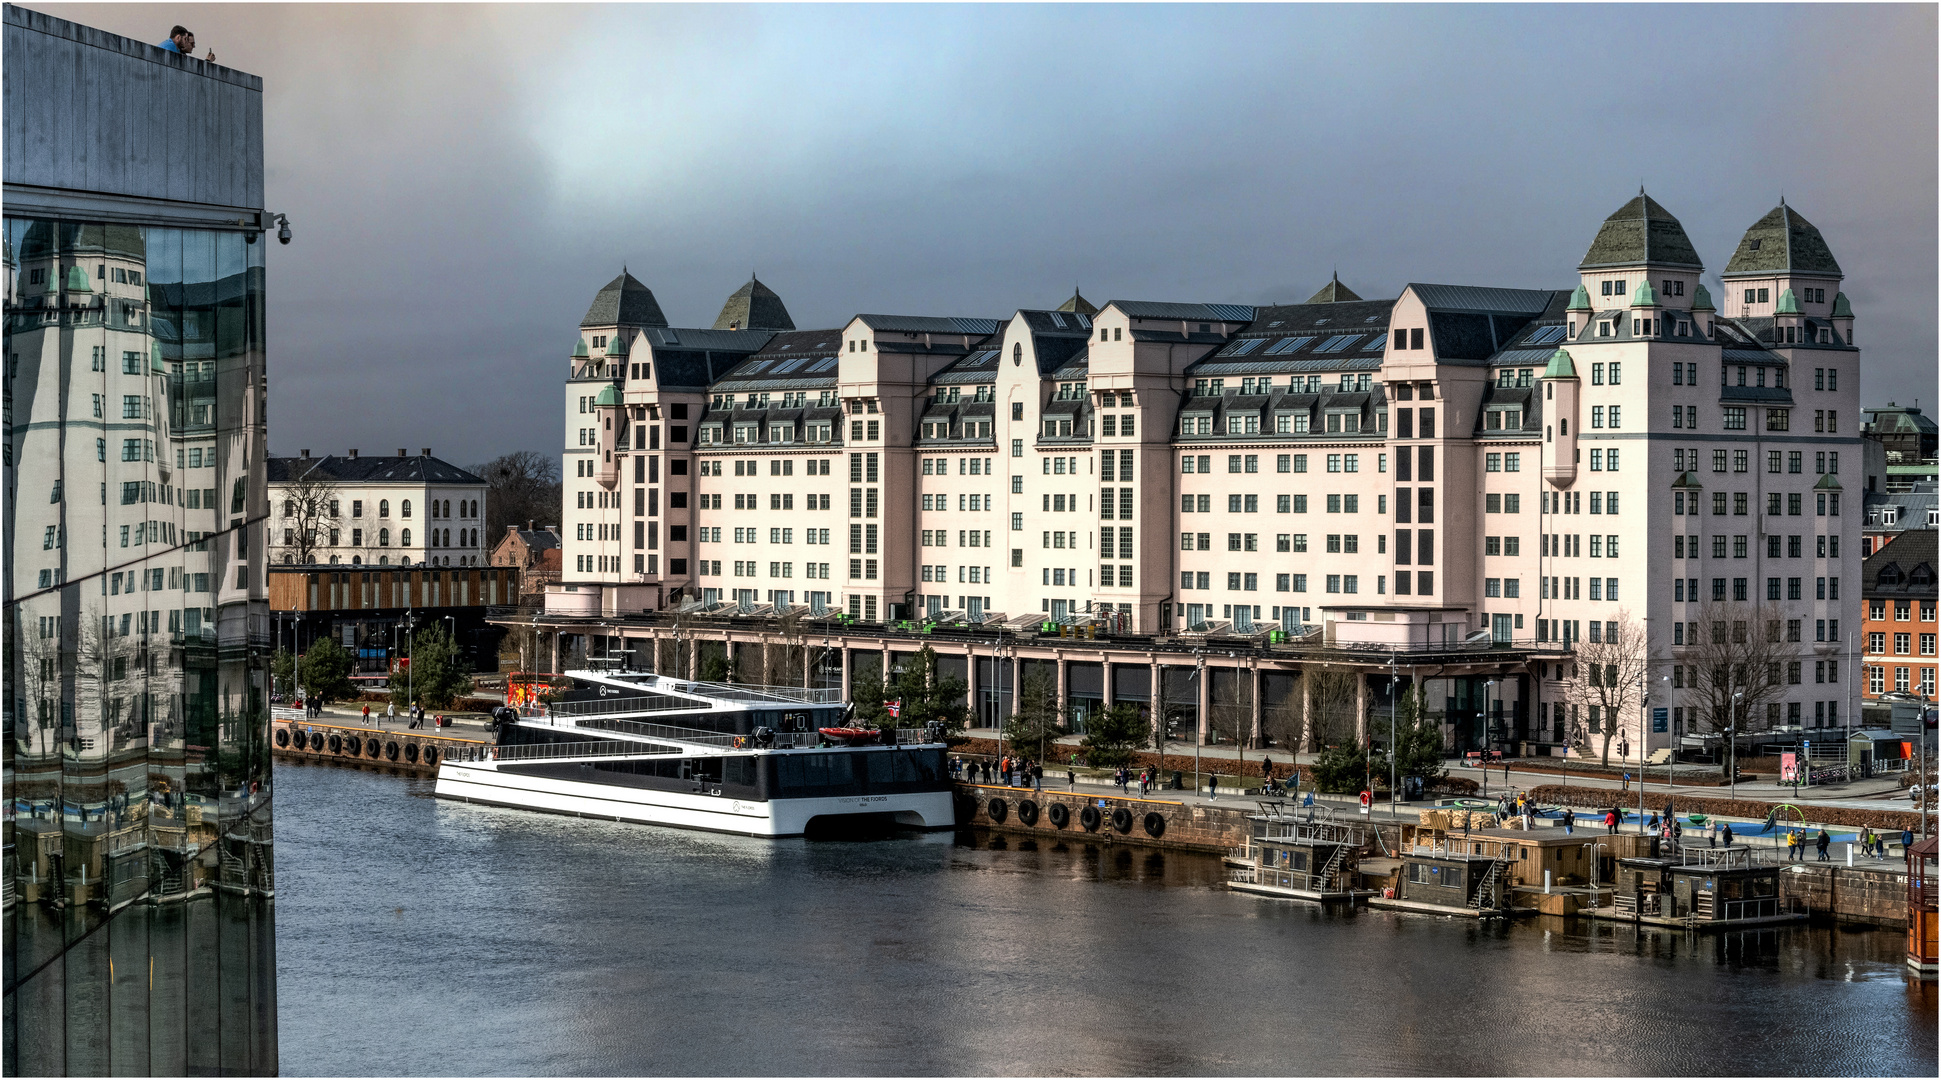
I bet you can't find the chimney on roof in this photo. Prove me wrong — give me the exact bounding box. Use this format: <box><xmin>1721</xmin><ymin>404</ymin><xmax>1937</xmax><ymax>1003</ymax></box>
<box><xmin>348</xmin><ymin>448</ymin><xmax>359</xmax><ymax>459</ymax></box>
<box><xmin>397</xmin><ymin>448</ymin><xmax>407</xmax><ymax>457</ymax></box>
<box><xmin>421</xmin><ymin>448</ymin><xmax>431</xmax><ymax>457</ymax></box>
<box><xmin>527</xmin><ymin>520</ymin><xmax>534</xmax><ymax>531</ymax></box>
<box><xmin>300</xmin><ymin>448</ymin><xmax>310</xmax><ymax>458</ymax></box>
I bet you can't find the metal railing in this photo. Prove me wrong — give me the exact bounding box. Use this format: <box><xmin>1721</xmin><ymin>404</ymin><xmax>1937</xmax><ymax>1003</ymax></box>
<box><xmin>576</xmin><ymin>717</ymin><xmax>741</xmax><ymax>748</ymax></box>
<box><xmin>657</xmin><ymin>680</ymin><xmax>842</xmax><ymax>705</ymax></box>
<box><xmin>448</xmin><ymin>740</ymin><xmax>679</xmax><ymax>764</ymax></box>
<box><xmin>548</xmin><ymin>692</ymin><xmax>708</xmax><ymax>717</ymax></box>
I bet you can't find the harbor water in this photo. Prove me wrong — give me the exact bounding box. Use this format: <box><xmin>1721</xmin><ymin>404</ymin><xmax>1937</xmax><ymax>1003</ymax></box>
<box><xmin>273</xmin><ymin>762</ymin><xmax>1937</xmax><ymax>1077</ymax></box>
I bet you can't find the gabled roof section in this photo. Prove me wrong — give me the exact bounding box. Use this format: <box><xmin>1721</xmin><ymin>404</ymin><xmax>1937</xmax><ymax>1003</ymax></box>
<box><xmin>268</xmin><ymin>454</ymin><xmax>486</xmax><ymax>485</ymax></box>
<box><xmin>1111</xmin><ymin>300</ymin><xmax>1255</xmax><ymax>322</ymax></box>
<box><xmin>1864</xmin><ymin>528</ymin><xmax>1937</xmax><ymax>596</ymax></box>
<box><xmin>1723</xmin><ymin>203</ymin><xmax>1843</xmax><ymax>278</ymax></box>
<box><xmin>856</xmin><ymin>314</ymin><xmax>1002</xmax><ymax>336</ymax></box>
<box><xmin>1409</xmin><ymin>284</ymin><xmax>1560</xmax><ymax>315</ymax></box>
<box><xmin>1304</xmin><ymin>274</ymin><xmax>1364</xmax><ymax>304</ymax></box>
<box><xmin>751</xmin><ymin>329</ymin><xmax>842</xmax><ymax>358</ymax></box>
<box><xmin>582</xmin><ymin>270</ymin><xmax>669</xmax><ymax>328</ymax></box>
<box><xmin>712</xmin><ymin>276</ymin><xmax>795</xmax><ymax>332</ymax></box>
<box><xmin>1578</xmin><ymin>191</ymin><xmax>1704</xmax><ymax>271</ymax></box>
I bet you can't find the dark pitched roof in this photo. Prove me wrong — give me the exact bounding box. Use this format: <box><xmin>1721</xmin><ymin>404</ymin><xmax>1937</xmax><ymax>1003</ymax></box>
<box><xmin>712</xmin><ymin>277</ymin><xmax>795</xmax><ymax>332</ymax></box>
<box><xmin>1863</xmin><ymin>528</ymin><xmax>1937</xmax><ymax>597</ymax></box>
<box><xmin>268</xmin><ymin>454</ymin><xmax>485</xmax><ymax>485</ymax></box>
<box><xmin>581</xmin><ymin>271</ymin><xmax>669</xmax><ymax>328</ymax></box>
<box><xmin>1723</xmin><ymin>203</ymin><xmax>1842</xmax><ymax>278</ymax></box>
<box><xmin>1304</xmin><ymin>274</ymin><xmax>1364</xmax><ymax>304</ymax></box>
<box><xmin>1578</xmin><ymin>192</ymin><xmax>1704</xmax><ymax>271</ymax></box>
<box><xmin>1111</xmin><ymin>300</ymin><xmax>1256</xmax><ymax>322</ymax></box>
<box><xmin>751</xmin><ymin>329</ymin><xmax>841</xmax><ymax>358</ymax></box>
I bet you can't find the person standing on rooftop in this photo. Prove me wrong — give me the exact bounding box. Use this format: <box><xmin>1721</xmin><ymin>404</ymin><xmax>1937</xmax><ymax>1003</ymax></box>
<box><xmin>156</xmin><ymin>25</ymin><xmax>214</xmax><ymax>62</ymax></box>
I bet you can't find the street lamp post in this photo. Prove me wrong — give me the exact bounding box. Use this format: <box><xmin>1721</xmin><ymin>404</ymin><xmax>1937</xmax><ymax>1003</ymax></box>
<box><xmin>1194</xmin><ymin>651</ymin><xmax>1205</xmax><ymax>797</ymax></box>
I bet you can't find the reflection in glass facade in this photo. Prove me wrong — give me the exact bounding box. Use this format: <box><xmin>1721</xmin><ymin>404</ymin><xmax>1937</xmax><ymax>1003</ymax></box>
<box><xmin>3</xmin><ymin>219</ymin><xmax>275</xmax><ymax>1074</ymax></box>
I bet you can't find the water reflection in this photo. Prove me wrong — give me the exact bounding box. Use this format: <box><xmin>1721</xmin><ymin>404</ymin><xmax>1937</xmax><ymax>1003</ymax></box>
<box><xmin>274</xmin><ymin>768</ymin><xmax>1936</xmax><ymax>1077</ymax></box>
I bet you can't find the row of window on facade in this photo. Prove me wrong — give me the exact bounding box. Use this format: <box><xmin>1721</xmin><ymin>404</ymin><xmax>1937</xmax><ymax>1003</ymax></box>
<box><xmin>1867</xmin><ymin>665</ymin><xmax>1937</xmax><ymax>696</ymax></box>
<box><xmin>278</xmin><ymin>497</ymin><xmax>474</xmax><ymax>520</ymax></box>
<box><xmin>1672</xmin><ymin>534</ymin><xmax>1844</xmax><ymax>562</ymax></box>
<box><xmin>1672</xmin><ymin>491</ymin><xmax>1844</xmax><ymax>518</ymax></box>
<box><xmin>283</xmin><ymin>525</ymin><xmax>478</xmax><ymax>549</ymax></box>
<box><xmin>1866</xmin><ymin>631</ymin><xmax>1940</xmax><ymax>656</ymax></box>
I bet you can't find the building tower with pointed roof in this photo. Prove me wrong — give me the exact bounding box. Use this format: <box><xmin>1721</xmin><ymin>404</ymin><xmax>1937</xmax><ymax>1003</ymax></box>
<box><xmin>582</xmin><ymin>270</ymin><xmax>669</xmax><ymax>329</ymax></box>
<box><xmin>1721</xmin><ymin>201</ymin><xmax>1848</xmax><ymax>338</ymax></box>
<box><xmin>1056</xmin><ymin>288</ymin><xmax>1098</xmax><ymax>316</ymax></box>
<box><xmin>1574</xmin><ymin>190</ymin><xmax>1705</xmax><ymax>330</ymax></box>
<box><xmin>712</xmin><ymin>276</ymin><xmax>796</xmax><ymax>331</ymax></box>
<box><xmin>1304</xmin><ymin>273</ymin><xmax>1363</xmax><ymax>304</ymax></box>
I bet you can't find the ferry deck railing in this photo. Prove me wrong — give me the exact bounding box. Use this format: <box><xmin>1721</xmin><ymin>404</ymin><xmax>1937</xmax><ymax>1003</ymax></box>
<box><xmin>448</xmin><ymin>740</ymin><xmax>681</xmax><ymax>764</ymax></box>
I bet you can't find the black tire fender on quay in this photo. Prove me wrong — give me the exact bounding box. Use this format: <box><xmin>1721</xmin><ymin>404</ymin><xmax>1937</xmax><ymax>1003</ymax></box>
<box><xmin>1079</xmin><ymin>805</ymin><xmax>1103</xmax><ymax>831</ymax></box>
<box><xmin>367</xmin><ymin>740</ymin><xmax>382</xmax><ymax>758</ymax></box>
<box><xmin>1047</xmin><ymin>802</ymin><xmax>1071</xmax><ymax>829</ymax></box>
<box><xmin>1017</xmin><ymin>799</ymin><xmax>1039</xmax><ymax>826</ymax></box>
<box><xmin>1110</xmin><ymin>807</ymin><xmax>1134</xmax><ymax>834</ymax></box>
<box><xmin>384</xmin><ymin>741</ymin><xmax>400</xmax><ymax>761</ymax></box>
<box><xmin>986</xmin><ymin>797</ymin><xmax>1008</xmax><ymax>823</ymax></box>
<box><xmin>309</xmin><ymin>732</ymin><xmax>326</xmax><ymax>752</ymax></box>
<box><xmin>422</xmin><ymin>745</ymin><xmax>439</xmax><ymax>766</ymax></box>
<box><xmin>327</xmin><ymin>734</ymin><xmax>342</xmax><ymax>754</ymax></box>
<box><xmin>404</xmin><ymin>743</ymin><xmax>420</xmax><ymax>764</ymax></box>
<box><xmin>274</xmin><ymin>729</ymin><xmax>289</xmax><ymax>748</ymax></box>
<box><xmin>1143</xmin><ymin>812</ymin><xmax>1167</xmax><ymax>838</ymax></box>
<box><xmin>345</xmin><ymin>736</ymin><xmax>362</xmax><ymax>757</ymax></box>
<box><xmin>954</xmin><ymin>791</ymin><xmax>979</xmax><ymax>824</ymax></box>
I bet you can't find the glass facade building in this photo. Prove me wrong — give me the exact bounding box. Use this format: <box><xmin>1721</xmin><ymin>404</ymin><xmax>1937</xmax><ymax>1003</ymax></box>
<box><xmin>3</xmin><ymin>6</ymin><xmax>276</xmax><ymax>1074</ymax></box>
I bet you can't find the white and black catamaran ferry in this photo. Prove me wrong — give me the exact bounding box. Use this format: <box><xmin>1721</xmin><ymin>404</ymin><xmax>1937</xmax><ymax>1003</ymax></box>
<box><xmin>433</xmin><ymin>670</ymin><xmax>955</xmax><ymax>837</ymax></box>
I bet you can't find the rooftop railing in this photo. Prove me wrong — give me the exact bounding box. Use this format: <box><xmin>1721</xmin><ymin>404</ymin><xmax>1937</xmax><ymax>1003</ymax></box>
<box><xmin>449</xmin><ymin>740</ymin><xmax>679</xmax><ymax>764</ymax></box>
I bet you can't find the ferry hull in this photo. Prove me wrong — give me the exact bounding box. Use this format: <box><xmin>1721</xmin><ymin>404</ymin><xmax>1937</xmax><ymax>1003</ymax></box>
<box><xmin>433</xmin><ymin>762</ymin><xmax>955</xmax><ymax>838</ymax></box>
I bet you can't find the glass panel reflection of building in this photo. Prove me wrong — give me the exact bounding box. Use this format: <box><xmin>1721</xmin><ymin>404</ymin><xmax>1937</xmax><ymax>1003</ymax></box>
<box><xmin>4</xmin><ymin>218</ymin><xmax>275</xmax><ymax>1074</ymax></box>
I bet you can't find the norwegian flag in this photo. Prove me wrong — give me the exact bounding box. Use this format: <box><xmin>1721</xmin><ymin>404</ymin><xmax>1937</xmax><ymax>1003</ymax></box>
<box><xmin>885</xmin><ymin>699</ymin><xmax>902</xmax><ymax>718</ymax></box>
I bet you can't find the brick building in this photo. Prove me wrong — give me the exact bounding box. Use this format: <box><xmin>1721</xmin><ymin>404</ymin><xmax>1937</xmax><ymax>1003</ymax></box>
<box><xmin>1862</xmin><ymin>529</ymin><xmax>1938</xmax><ymax>702</ymax></box>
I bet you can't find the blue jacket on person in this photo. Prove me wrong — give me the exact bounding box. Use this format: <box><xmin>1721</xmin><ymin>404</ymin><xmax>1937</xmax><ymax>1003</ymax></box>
<box><xmin>157</xmin><ymin>39</ymin><xmax>182</xmax><ymax>52</ymax></box>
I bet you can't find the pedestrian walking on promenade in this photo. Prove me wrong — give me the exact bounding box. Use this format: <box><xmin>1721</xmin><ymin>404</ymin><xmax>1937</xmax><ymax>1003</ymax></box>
<box><xmin>1787</xmin><ymin>829</ymin><xmax>1803</xmax><ymax>861</ymax></box>
<box><xmin>1903</xmin><ymin>828</ymin><xmax>1916</xmax><ymax>856</ymax></box>
<box><xmin>386</xmin><ymin>702</ymin><xmax>396</xmax><ymax>726</ymax></box>
<box><xmin>1721</xmin><ymin>823</ymin><xmax>1734</xmax><ymax>847</ymax></box>
<box><xmin>363</xmin><ymin>704</ymin><xmax>371</xmax><ymax>721</ymax></box>
<box><xmin>1605</xmin><ymin>809</ymin><xmax>1618</xmax><ymax>834</ymax></box>
<box><xmin>1815</xmin><ymin>829</ymin><xmax>1831</xmax><ymax>861</ymax></box>
<box><xmin>1032</xmin><ymin>763</ymin><xmax>1043</xmax><ymax>790</ymax></box>
<box><xmin>1208</xmin><ymin>773</ymin><xmax>1219</xmax><ymax>800</ymax></box>
<box><xmin>1649</xmin><ymin>811</ymin><xmax>1660</xmax><ymax>833</ymax></box>
<box><xmin>1563</xmin><ymin>809</ymin><xmax>1575</xmax><ymax>835</ymax></box>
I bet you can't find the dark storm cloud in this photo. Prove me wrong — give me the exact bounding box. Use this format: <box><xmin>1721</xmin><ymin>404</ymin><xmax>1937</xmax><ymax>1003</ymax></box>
<box><xmin>34</xmin><ymin>4</ymin><xmax>1939</xmax><ymax>463</ymax></box>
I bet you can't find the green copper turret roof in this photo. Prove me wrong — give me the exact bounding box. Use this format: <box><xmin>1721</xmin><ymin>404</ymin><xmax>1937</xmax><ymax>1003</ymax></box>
<box><xmin>607</xmin><ymin>333</ymin><xmax>629</xmax><ymax>355</ymax></box>
<box><xmin>1544</xmin><ymin>348</ymin><xmax>1578</xmax><ymax>379</ymax></box>
<box><xmin>1304</xmin><ymin>273</ymin><xmax>1364</xmax><ymax>304</ymax></box>
<box><xmin>1830</xmin><ymin>291</ymin><xmax>1853</xmax><ymax>318</ymax></box>
<box><xmin>593</xmin><ymin>384</ymin><xmax>621</xmax><ymax>406</ymax></box>
<box><xmin>1774</xmin><ymin>288</ymin><xmax>1802</xmax><ymax>315</ymax></box>
<box><xmin>64</xmin><ymin>265</ymin><xmax>92</xmax><ymax>292</ymax></box>
<box><xmin>1566</xmin><ymin>285</ymin><xmax>1593</xmax><ymax>311</ymax></box>
<box><xmin>1631</xmin><ymin>281</ymin><xmax>1659</xmax><ymax>307</ymax></box>
<box><xmin>1690</xmin><ymin>283</ymin><xmax>1715</xmax><ymax>311</ymax></box>
<box><xmin>712</xmin><ymin>276</ymin><xmax>796</xmax><ymax>332</ymax></box>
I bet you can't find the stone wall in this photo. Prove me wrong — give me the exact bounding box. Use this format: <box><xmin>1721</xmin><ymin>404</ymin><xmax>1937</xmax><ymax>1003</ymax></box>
<box><xmin>954</xmin><ymin>782</ymin><xmax>1251</xmax><ymax>853</ymax></box>
<box><xmin>1777</xmin><ymin>863</ymin><xmax>1911</xmax><ymax>928</ymax></box>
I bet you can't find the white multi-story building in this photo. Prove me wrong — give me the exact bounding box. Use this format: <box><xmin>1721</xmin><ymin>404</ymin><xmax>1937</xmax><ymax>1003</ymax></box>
<box><xmin>267</xmin><ymin>449</ymin><xmax>489</xmax><ymax>568</ymax></box>
<box><xmin>529</xmin><ymin>194</ymin><xmax>1863</xmax><ymax>760</ymax></box>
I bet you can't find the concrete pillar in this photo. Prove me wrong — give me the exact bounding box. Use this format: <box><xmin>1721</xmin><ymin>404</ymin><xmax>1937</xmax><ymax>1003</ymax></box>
<box><xmin>687</xmin><ymin>637</ymin><xmax>699</xmax><ymax>681</ymax></box>
<box><xmin>1196</xmin><ymin>660</ymin><xmax>1210</xmax><ymax>747</ymax></box>
<box><xmin>1102</xmin><ymin>659</ymin><xmax>1114</xmax><ymax>708</ymax></box>
<box><xmin>1056</xmin><ymin>654</ymin><xmax>1069</xmax><ymax>721</ymax></box>
<box><xmin>1149</xmin><ymin>660</ymin><xmax>1163</xmax><ymax>749</ymax></box>
<box><xmin>1301</xmin><ymin>668</ymin><xmax>1313</xmax><ymax>753</ymax></box>
<box><xmin>1355</xmin><ymin>672</ymin><xmax>1369</xmax><ymax>745</ymax></box>
<box><xmin>839</xmin><ymin>642</ymin><xmax>851</xmax><ymax>701</ymax></box>
<box><xmin>549</xmin><ymin>631</ymin><xmax>559</xmax><ymax>675</ymax></box>
<box><xmin>1250</xmin><ymin>663</ymin><xmax>1263</xmax><ymax>750</ymax></box>
<box><xmin>964</xmin><ymin>645</ymin><xmax>980</xmax><ymax>727</ymax></box>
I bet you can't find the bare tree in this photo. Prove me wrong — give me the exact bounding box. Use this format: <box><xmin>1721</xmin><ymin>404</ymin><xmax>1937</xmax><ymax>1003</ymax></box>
<box><xmin>277</xmin><ymin>458</ymin><xmax>341</xmax><ymax>565</ymax></box>
<box><xmin>1207</xmin><ymin>667</ymin><xmax>1256</xmax><ymax>760</ymax></box>
<box><xmin>1560</xmin><ymin>612</ymin><xmax>1651</xmax><ymax>766</ymax></box>
<box><xmin>469</xmin><ymin>450</ymin><xmax>562</xmax><ymax>542</ymax></box>
<box><xmin>1680</xmin><ymin>602</ymin><xmax>1790</xmax><ymax>748</ymax></box>
<box><xmin>1305</xmin><ymin>667</ymin><xmax>1361</xmax><ymax>751</ymax></box>
<box><xmin>1261</xmin><ymin>687</ymin><xmax>1306</xmax><ymax>753</ymax></box>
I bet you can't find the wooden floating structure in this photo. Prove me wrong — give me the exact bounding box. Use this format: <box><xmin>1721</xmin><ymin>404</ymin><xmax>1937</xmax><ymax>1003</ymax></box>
<box><xmin>1226</xmin><ymin>804</ymin><xmax>1375</xmax><ymax>903</ymax></box>
<box><xmin>1582</xmin><ymin>846</ymin><xmax>1807</xmax><ymax>930</ymax></box>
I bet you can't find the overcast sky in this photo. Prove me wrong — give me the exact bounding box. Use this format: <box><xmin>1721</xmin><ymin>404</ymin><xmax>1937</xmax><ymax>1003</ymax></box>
<box><xmin>40</xmin><ymin>3</ymin><xmax>1941</xmax><ymax>467</ymax></box>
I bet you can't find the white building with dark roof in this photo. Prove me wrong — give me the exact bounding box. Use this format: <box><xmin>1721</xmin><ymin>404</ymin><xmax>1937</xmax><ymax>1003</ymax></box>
<box><xmin>528</xmin><ymin>192</ymin><xmax>1864</xmax><ymax>761</ymax></box>
<box><xmin>267</xmin><ymin>449</ymin><xmax>488</xmax><ymax>567</ymax></box>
